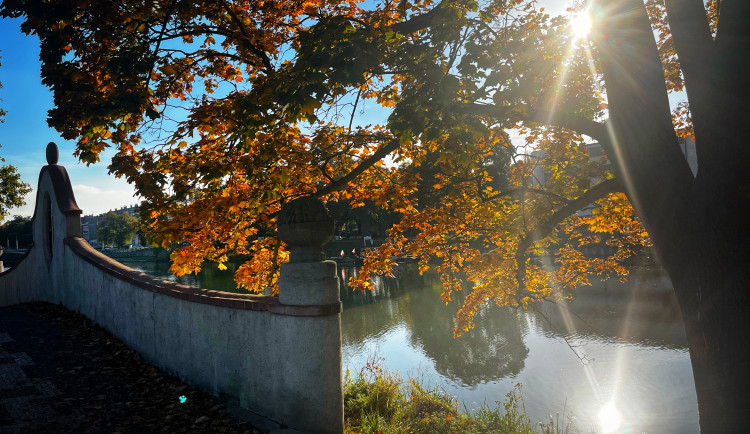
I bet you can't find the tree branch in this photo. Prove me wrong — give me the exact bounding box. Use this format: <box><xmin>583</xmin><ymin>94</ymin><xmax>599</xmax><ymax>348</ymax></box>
<box><xmin>714</xmin><ymin>0</ymin><xmax>750</xmax><ymax>56</ymax></box>
<box><xmin>146</xmin><ymin>0</ymin><xmax>178</xmax><ymax>91</ymax></box>
<box><xmin>525</xmin><ymin>108</ymin><xmax>609</xmax><ymax>145</ymax></box>
<box><xmin>706</xmin><ymin>0</ymin><xmax>750</xmax><ymax>159</ymax></box>
<box><xmin>313</xmin><ymin>138</ymin><xmax>400</xmax><ymax>198</ymax></box>
<box><xmin>514</xmin><ymin>177</ymin><xmax>623</xmax><ymax>295</ymax></box>
<box><xmin>217</xmin><ymin>0</ymin><xmax>273</xmax><ymax>72</ymax></box>
<box><xmin>451</xmin><ymin>103</ymin><xmax>610</xmax><ymax>145</ymax></box>
<box><xmin>482</xmin><ymin>187</ymin><xmax>570</xmax><ymax>205</ymax></box>
<box><xmin>591</xmin><ymin>0</ymin><xmax>693</xmax><ymax>253</ymax></box>
<box><xmin>663</xmin><ymin>0</ymin><xmax>714</xmax><ymax>76</ymax></box>
<box><xmin>390</xmin><ymin>1</ymin><xmax>448</xmax><ymax>34</ymax></box>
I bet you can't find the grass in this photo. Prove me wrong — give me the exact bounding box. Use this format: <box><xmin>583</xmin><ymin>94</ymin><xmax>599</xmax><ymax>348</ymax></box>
<box><xmin>344</xmin><ymin>361</ymin><xmax>583</xmax><ymax>434</ymax></box>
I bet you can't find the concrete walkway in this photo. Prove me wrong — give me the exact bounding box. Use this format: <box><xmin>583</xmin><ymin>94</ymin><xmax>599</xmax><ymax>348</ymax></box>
<box><xmin>0</xmin><ymin>302</ymin><xmax>264</xmax><ymax>433</ymax></box>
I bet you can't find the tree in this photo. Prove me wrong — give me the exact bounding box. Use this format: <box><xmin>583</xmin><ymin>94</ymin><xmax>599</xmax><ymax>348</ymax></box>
<box><xmin>0</xmin><ymin>215</ymin><xmax>32</xmax><ymax>248</ymax></box>
<box><xmin>590</xmin><ymin>1</ymin><xmax>750</xmax><ymax>429</ymax></box>
<box><xmin>0</xmin><ymin>53</ymin><xmax>32</xmax><ymax>221</ymax></box>
<box><xmin>2</xmin><ymin>0</ymin><xmax>747</xmax><ymax>428</ymax></box>
<box><xmin>0</xmin><ymin>165</ymin><xmax>30</xmax><ymax>221</ymax></box>
<box><xmin>96</xmin><ymin>211</ymin><xmax>138</xmax><ymax>248</ymax></box>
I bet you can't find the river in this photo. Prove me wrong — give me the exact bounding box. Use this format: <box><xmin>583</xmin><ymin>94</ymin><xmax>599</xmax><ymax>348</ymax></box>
<box><xmin>119</xmin><ymin>259</ymin><xmax>698</xmax><ymax>433</ymax></box>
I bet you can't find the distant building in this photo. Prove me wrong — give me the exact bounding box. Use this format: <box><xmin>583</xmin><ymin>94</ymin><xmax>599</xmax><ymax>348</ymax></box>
<box><xmin>81</xmin><ymin>204</ymin><xmax>141</xmax><ymax>248</ymax></box>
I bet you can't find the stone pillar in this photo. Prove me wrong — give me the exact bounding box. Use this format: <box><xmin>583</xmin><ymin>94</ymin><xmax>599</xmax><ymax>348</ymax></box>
<box><xmin>277</xmin><ymin>197</ymin><xmax>343</xmax><ymax>433</ymax></box>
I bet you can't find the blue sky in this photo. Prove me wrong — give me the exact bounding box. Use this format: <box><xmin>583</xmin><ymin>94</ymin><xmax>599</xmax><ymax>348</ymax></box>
<box><xmin>1</xmin><ymin>17</ymin><xmax>138</xmax><ymax>219</ymax></box>
<box><xmin>0</xmin><ymin>1</ymin><xmax>580</xmax><ymax>221</ymax></box>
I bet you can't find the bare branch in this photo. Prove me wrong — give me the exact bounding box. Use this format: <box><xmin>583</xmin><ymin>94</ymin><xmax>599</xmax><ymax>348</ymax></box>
<box><xmin>532</xmin><ymin>302</ymin><xmax>593</xmax><ymax>365</ymax></box>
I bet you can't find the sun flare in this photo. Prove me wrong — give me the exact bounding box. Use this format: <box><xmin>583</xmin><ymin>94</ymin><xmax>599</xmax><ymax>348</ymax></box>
<box><xmin>571</xmin><ymin>13</ymin><xmax>592</xmax><ymax>39</ymax></box>
<box><xmin>598</xmin><ymin>401</ymin><xmax>622</xmax><ymax>433</ymax></box>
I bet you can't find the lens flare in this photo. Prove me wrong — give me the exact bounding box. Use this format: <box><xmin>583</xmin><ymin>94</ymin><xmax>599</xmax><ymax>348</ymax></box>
<box><xmin>571</xmin><ymin>13</ymin><xmax>592</xmax><ymax>39</ymax></box>
<box><xmin>598</xmin><ymin>401</ymin><xmax>622</xmax><ymax>433</ymax></box>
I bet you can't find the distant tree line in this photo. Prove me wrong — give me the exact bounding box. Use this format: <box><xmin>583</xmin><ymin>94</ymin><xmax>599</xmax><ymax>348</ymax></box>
<box><xmin>0</xmin><ymin>215</ymin><xmax>31</xmax><ymax>249</ymax></box>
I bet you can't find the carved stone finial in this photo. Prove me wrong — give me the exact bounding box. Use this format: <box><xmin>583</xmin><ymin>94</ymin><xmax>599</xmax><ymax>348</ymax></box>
<box><xmin>46</xmin><ymin>142</ymin><xmax>59</xmax><ymax>165</ymax></box>
<box><xmin>277</xmin><ymin>197</ymin><xmax>334</xmax><ymax>262</ymax></box>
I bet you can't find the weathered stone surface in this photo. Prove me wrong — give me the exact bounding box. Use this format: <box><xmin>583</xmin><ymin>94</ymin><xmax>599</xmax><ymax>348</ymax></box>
<box><xmin>278</xmin><ymin>197</ymin><xmax>335</xmax><ymax>263</ymax></box>
<box><xmin>278</xmin><ymin>261</ymin><xmax>340</xmax><ymax>306</ymax></box>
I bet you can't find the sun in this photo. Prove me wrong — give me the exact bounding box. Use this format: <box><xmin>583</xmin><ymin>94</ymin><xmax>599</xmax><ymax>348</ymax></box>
<box><xmin>570</xmin><ymin>12</ymin><xmax>592</xmax><ymax>39</ymax></box>
<box><xmin>598</xmin><ymin>401</ymin><xmax>622</xmax><ymax>433</ymax></box>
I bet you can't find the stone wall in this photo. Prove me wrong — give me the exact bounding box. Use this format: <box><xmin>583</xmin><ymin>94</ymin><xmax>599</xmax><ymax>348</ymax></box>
<box><xmin>0</xmin><ymin>144</ymin><xmax>343</xmax><ymax>433</ymax></box>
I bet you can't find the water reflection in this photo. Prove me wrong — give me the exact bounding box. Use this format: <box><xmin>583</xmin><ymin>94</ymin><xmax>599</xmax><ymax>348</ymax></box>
<box><xmin>340</xmin><ymin>267</ymin><xmax>529</xmax><ymax>385</ymax></box>
<box><xmin>534</xmin><ymin>271</ymin><xmax>687</xmax><ymax>349</ymax></box>
<box><xmin>340</xmin><ymin>266</ymin><xmax>688</xmax><ymax>385</ymax></box>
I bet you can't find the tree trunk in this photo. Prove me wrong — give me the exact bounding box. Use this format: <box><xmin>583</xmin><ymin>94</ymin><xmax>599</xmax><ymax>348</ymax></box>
<box><xmin>592</xmin><ymin>0</ymin><xmax>750</xmax><ymax>430</ymax></box>
<box><xmin>667</xmin><ymin>245</ymin><xmax>750</xmax><ymax>432</ymax></box>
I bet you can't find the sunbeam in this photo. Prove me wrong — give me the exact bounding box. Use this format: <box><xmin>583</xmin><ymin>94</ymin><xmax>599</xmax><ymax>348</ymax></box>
<box><xmin>543</xmin><ymin>7</ymin><xmax>595</xmax><ymax>126</ymax></box>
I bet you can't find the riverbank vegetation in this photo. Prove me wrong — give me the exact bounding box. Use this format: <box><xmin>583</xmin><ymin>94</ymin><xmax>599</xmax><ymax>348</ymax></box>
<box><xmin>344</xmin><ymin>362</ymin><xmax>578</xmax><ymax>434</ymax></box>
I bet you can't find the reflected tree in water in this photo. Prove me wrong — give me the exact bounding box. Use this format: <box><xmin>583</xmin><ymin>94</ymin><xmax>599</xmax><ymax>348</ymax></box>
<box><xmin>342</xmin><ymin>267</ymin><xmax>529</xmax><ymax>386</ymax></box>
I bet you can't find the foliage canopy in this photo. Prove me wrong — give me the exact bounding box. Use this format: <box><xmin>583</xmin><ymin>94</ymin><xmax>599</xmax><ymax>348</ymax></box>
<box><xmin>0</xmin><ymin>0</ymin><xmax>650</xmax><ymax>327</ymax></box>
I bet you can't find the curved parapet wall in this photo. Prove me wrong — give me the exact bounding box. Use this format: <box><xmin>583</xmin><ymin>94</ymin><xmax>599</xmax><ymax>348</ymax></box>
<box><xmin>0</xmin><ymin>143</ymin><xmax>343</xmax><ymax>433</ymax></box>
